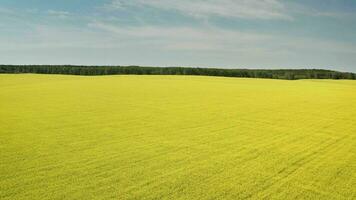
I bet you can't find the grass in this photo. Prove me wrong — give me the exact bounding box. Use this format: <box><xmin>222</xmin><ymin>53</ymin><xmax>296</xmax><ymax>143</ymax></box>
<box><xmin>0</xmin><ymin>74</ymin><xmax>355</xmax><ymax>199</ymax></box>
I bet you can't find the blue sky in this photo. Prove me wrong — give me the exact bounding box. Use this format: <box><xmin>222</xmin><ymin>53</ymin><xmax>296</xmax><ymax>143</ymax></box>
<box><xmin>1</xmin><ymin>0</ymin><xmax>356</xmax><ymax>72</ymax></box>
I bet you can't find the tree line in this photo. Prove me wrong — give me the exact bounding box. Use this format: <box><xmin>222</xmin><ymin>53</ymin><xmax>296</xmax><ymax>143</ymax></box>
<box><xmin>0</xmin><ymin>65</ymin><xmax>355</xmax><ymax>80</ymax></box>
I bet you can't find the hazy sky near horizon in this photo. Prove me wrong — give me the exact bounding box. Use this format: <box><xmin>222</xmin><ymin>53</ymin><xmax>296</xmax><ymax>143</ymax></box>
<box><xmin>1</xmin><ymin>0</ymin><xmax>356</xmax><ymax>72</ymax></box>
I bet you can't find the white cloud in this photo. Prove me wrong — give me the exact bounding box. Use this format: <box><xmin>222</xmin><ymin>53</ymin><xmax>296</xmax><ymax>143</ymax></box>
<box><xmin>47</xmin><ymin>10</ymin><xmax>71</xmax><ymax>19</ymax></box>
<box><xmin>1</xmin><ymin>23</ymin><xmax>355</xmax><ymax>71</ymax></box>
<box><xmin>0</xmin><ymin>7</ymin><xmax>14</xmax><ymax>14</ymax></box>
<box><xmin>87</xmin><ymin>21</ymin><xmax>273</xmax><ymax>51</ymax></box>
<box><xmin>284</xmin><ymin>2</ymin><xmax>356</xmax><ymax>19</ymax></box>
<box><xmin>87</xmin><ymin>21</ymin><xmax>356</xmax><ymax>55</ymax></box>
<box><xmin>107</xmin><ymin>0</ymin><xmax>293</xmax><ymax>20</ymax></box>
<box><xmin>1</xmin><ymin>1</ymin><xmax>355</xmax><ymax>71</ymax></box>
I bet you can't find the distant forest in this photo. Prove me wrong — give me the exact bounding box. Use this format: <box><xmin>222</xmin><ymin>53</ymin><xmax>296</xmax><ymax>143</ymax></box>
<box><xmin>1</xmin><ymin>65</ymin><xmax>355</xmax><ymax>80</ymax></box>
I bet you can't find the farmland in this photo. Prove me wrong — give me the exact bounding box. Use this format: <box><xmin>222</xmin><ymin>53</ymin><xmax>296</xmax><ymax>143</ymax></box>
<box><xmin>0</xmin><ymin>74</ymin><xmax>355</xmax><ymax>199</ymax></box>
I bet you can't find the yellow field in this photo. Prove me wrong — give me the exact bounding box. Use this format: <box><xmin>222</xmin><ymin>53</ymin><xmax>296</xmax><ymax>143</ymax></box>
<box><xmin>0</xmin><ymin>74</ymin><xmax>355</xmax><ymax>199</ymax></box>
